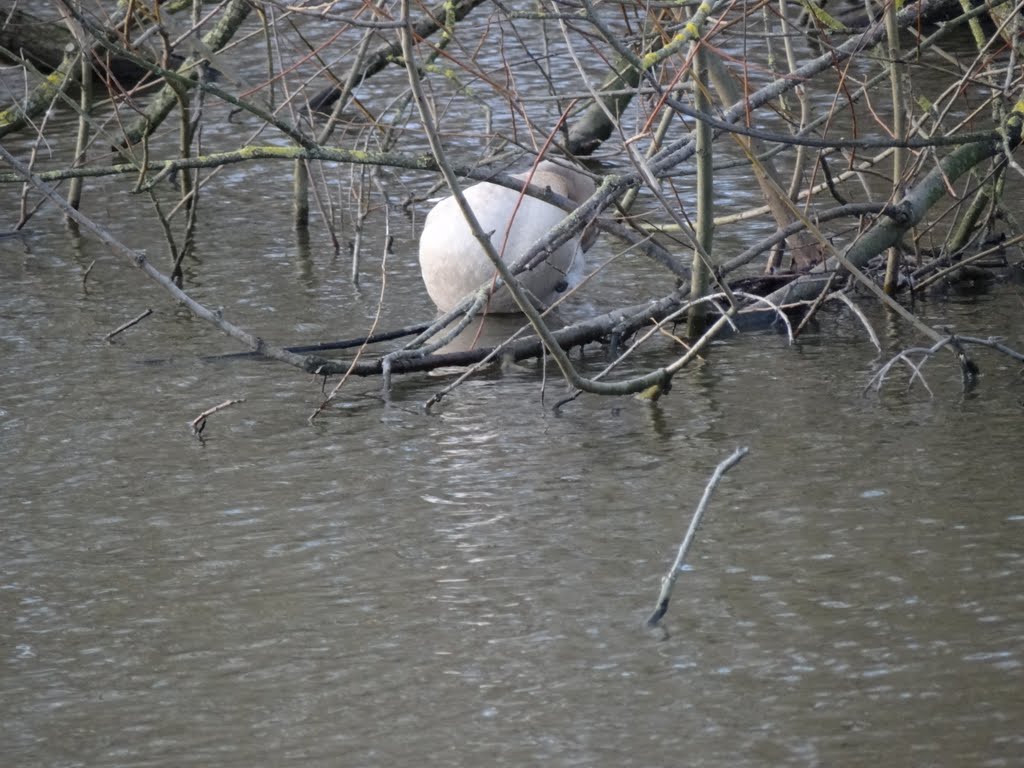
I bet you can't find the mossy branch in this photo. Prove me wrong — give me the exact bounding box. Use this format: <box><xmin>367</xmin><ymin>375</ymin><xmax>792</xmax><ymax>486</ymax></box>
<box><xmin>765</xmin><ymin>103</ymin><xmax>1023</xmax><ymax>308</ymax></box>
<box><xmin>0</xmin><ymin>44</ymin><xmax>79</xmax><ymax>139</ymax></box>
<box><xmin>59</xmin><ymin>0</ymin><xmax>253</xmax><ymax>147</ymax></box>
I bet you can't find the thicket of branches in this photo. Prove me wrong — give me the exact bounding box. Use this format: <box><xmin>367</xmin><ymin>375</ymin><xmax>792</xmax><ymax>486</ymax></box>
<box><xmin>2</xmin><ymin>0</ymin><xmax>1022</xmax><ymax>409</ymax></box>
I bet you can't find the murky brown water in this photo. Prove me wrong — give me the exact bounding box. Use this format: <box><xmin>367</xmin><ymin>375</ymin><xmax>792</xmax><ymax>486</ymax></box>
<box><xmin>4</xmin><ymin>189</ymin><xmax>1024</xmax><ymax>766</ymax></box>
<box><xmin>3</xmin><ymin>9</ymin><xmax>1024</xmax><ymax>766</ymax></box>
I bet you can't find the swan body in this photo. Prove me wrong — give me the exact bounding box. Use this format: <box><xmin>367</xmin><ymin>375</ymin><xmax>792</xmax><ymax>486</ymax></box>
<box><xmin>418</xmin><ymin>161</ymin><xmax>595</xmax><ymax>313</ymax></box>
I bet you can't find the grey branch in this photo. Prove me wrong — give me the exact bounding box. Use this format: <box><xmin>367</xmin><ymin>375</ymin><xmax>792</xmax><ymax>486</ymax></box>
<box><xmin>646</xmin><ymin>446</ymin><xmax>749</xmax><ymax>630</ymax></box>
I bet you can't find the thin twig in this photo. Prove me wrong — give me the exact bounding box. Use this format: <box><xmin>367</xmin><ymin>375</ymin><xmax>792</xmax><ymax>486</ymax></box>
<box><xmin>830</xmin><ymin>291</ymin><xmax>882</xmax><ymax>352</ymax></box>
<box><xmin>190</xmin><ymin>398</ymin><xmax>246</xmax><ymax>438</ymax></box>
<box><xmin>646</xmin><ymin>446</ymin><xmax>749</xmax><ymax>630</ymax></box>
<box><xmin>81</xmin><ymin>259</ymin><xmax>96</xmax><ymax>289</ymax></box>
<box><xmin>863</xmin><ymin>331</ymin><xmax>1022</xmax><ymax>395</ymax></box>
<box><xmin>792</xmin><ymin>272</ymin><xmax>840</xmax><ymax>340</ymax></box>
<box><xmin>104</xmin><ymin>308</ymin><xmax>153</xmax><ymax>342</ymax></box>
<box><xmin>309</xmin><ymin>203</ymin><xmax>391</xmax><ymax>421</ymax></box>
<box><xmin>864</xmin><ymin>338</ymin><xmax>950</xmax><ymax>395</ymax></box>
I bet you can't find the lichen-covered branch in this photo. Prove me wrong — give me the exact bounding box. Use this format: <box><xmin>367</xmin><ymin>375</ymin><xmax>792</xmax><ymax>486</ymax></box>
<box><xmin>766</xmin><ymin>104</ymin><xmax>1024</xmax><ymax>307</ymax></box>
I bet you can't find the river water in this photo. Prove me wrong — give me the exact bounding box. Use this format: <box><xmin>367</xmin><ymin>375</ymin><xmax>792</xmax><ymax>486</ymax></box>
<box><xmin>3</xmin><ymin>8</ymin><xmax>1024</xmax><ymax>767</ymax></box>
<box><xmin>4</xmin><ymin>175</ymin><xmax>1023</xmax><ymax>766</ymax></box>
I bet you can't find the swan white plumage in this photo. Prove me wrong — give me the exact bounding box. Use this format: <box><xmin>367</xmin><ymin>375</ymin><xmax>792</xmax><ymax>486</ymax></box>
<box><xmin>418</xmin><ymin>160</ymin><xmax>595</xmax><ymax>313</ymax></box>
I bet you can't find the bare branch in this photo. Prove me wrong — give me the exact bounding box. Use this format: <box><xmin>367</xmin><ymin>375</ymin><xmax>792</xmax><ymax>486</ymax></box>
<box><xmin>646</xmin><ymin>447</ymin><xmax>750</xmax><ymax>631</ymax></box>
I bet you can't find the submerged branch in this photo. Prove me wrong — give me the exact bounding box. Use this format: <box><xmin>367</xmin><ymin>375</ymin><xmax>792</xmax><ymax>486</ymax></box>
<box><xmin>0</xmin><ymin>144</ymin><xmax>330</xmax><ymax>373</ymax></box>
<box><xmin>646</xmin><ymin>447</ymin><xmax>749</xmax><ymax>631</ymax></box>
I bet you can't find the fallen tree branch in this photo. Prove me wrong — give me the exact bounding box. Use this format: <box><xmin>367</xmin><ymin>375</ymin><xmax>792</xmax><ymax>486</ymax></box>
<box><xmin>0</xmin><ymin>43</ymin><xmax>80</xmax><ymax>139</ymax></box>
<box><xmin>764</xmin><ymin>105</ymin><xmax>1024</xmax><ymax>308</ymax></box>
<box><xmin>0</xmin><ymin>143</ymin><xmax>329</xmax><ymax>373</ymax></box>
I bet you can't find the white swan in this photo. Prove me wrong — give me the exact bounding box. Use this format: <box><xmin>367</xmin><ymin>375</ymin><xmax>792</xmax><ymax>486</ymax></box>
<box><xmin>418</xmin><ymin>160</ymin><xmax>595</xmax><ymax>313</ymax></box>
